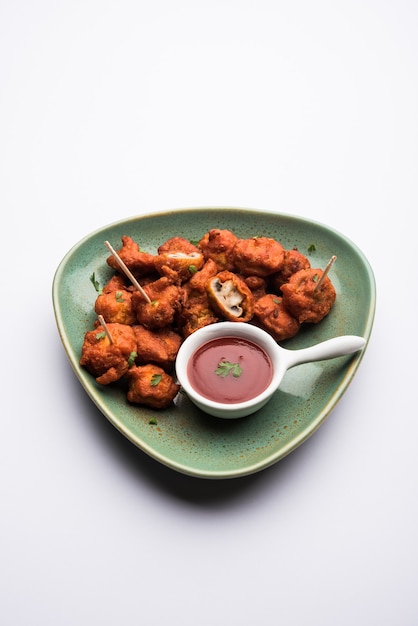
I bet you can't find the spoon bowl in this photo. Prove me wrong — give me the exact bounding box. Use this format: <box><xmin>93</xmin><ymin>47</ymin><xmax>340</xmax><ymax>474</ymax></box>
<box><xmin>175</xmin><ymin>322</ymin><xmax>366</xmax><ymax>418</ymax></box>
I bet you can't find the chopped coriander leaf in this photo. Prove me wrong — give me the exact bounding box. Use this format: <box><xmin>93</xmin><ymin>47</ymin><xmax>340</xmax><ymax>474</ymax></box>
<box><xmin>215</xmin><ymin>360</ymin><xmax>243</xmax><ymax>378</ymax></box>
<box><xmin>188</xmin><ymin>264</ymin><xmax>198</xmax><ymax>274</ymax></box>
<box><xmin>149</xmin><ymin>417</ymin><xmax>158</xmax><ymax>425</ymax></box>
<box><xmin>95</xmin><ymin>331</ymin><xmax>106</xmax><ymax>340</ymax></box>
<box><xmin>312</xmin><ymin>273</ymin><xmax>319</xmax><ymax>282</ymax></box>
<box><xmin>115</xmin><ymin>291</ymin><xmax>124</xmax><ymax>302</ymax></box>
<box><xmin>128</xmin><ymin>351</ymin><xmax>137</xmax><ymax>367</ymax></box>
<box><xmin>150</xmin><ymin>373</ymin><xmax>163</xmax><ymax>386</ymax></box>
<box><xmin>308</xmin><ymin>244</ymin><xmax>316</xmax><ymax>253</ymax></box>
<box><xmin>90</xmin><ymin>272</ymin><xmax>101</xmax><ymax>293</ymax></box>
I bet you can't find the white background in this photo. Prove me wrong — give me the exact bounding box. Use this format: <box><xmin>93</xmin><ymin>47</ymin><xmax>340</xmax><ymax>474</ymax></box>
<box><xmin>1</xmin><ymin>1</ymin><xmax>417</xmax><ymax>624</ymax></box>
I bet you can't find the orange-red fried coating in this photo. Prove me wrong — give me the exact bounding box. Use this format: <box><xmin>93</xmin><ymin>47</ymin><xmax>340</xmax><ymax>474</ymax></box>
<box><xmin>79</xmin><ymin>323</ymin><xmax>137</xmax><ymax>385</ymax></box>
<box><xmin>126</xmin><ymin>364</ymin><xmax>180</xmax><ymax>409</ymax></box>
<box><xmin>270</xmin><ymin>248</ymin><xmax>311</xmax><ymax>290</ymax></box>
<box><xmin>133</xmin><ymin>325</ymin><xmax>182</xmax><ymax>369</ymax></box>
<box><xmin>280</xmin><ymin>268</ymin><xmax>336</xmax><ymax>324</ymax></box>
<box><xmin>106</xmin><ymin>235</ymin><xmax>156</xmax><ymax>277</ymax></box>
<box><xmin>232</xmin><ymin>236</ymin><xmax>285</xmax><ymax>277</ymax></box>
<box><xmin>253</xmin><ymin>294</ymin><xmax>300</xmax><ymax>341</ymax></box>
<box><xmin>94</xmin><ymin>275</ymin><xmax>136</xmax><ymax>325</ymax></box>
<box><xmin>132</xmin><ymin>277</ymin><xmax>185</xmax><ymax>329</ymax></box>
<box><xmin>198</xmin><ymin>229</ymin><xmax>238</xmax><ymax>271</ymax></box>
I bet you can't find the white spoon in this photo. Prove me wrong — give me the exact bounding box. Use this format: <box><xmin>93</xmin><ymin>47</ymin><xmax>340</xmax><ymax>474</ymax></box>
<box><xmin>175</xmin><ymin>322</ymin><xmax>366</xmax><ymax>418</ymax></box>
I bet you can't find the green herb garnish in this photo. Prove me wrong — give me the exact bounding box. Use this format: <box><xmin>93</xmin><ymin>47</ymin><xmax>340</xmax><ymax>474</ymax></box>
<box><xmin>90</xmin><ymin>272</ymin><xmax>102</xmax><ymax>293</ymax></box>
<box><xmin>215</xmin><ymin>360</ymin><xmax>243</xmax><ymax>378</ymax></box>
<box><xmin>312</xmin><ymin>273</ymin><xmax>319</xmax><ymax>282</ymax></box>
<box><xmin>308</xmin><ymin>244</ymin><xmax>316</xmax><ymax>253</ymax></box>
<box><xmin>188</xmin><ymin>264</ymin><xmax>198</xmax><ymax>274</ymax></box>
<box><xmin>150</xmin><ymin>373</ymin><xmax>163</xmax><ymax>386</ymax></box>
<box><xmin>128</xmin><ymin>351</ymin><xmax>137</xmax><ymax>367</ymax></box>
<box><xmin>115</xmin><ymin>290</ymin><xmax>124</xmax><ymax>302</ymax></box>
<box><xmin>95</xmin><ymin>331</ymin><xmax>106</xmax><ymax>340</ymax></box>
<box><xmin>149</xmin><ymin>417</ymin><xmax>158</xmax><ymax>425</ymax></box>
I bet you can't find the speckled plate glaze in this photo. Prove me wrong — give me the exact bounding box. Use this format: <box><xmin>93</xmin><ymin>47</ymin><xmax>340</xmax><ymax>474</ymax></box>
<box><xmin>52</xmin><ymin>208</ymin><xmax>375</xmax><ymax>479</ymax></box>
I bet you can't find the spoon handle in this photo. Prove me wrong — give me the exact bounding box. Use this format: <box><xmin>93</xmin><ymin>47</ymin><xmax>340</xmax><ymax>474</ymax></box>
<box><xmin>282</xmin><ymin>335</ymin><xmax>366</xmax><ymax>369</ymax></box>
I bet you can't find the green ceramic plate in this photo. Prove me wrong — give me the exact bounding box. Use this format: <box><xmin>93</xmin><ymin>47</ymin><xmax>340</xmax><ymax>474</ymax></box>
<box><xmin>52</xmin><ymin>208</ymin><xmax>375</xmax><ymax>479</ymax></box>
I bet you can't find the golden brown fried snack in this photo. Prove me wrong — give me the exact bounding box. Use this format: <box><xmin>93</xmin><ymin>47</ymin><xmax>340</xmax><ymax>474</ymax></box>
<box><xmin>184</xmin><ymin>258</ymin><xmax>218</xmax><ymax>296</ymax></box>
<box><xmin>132</xmin><ymin>277</ymin><xmax>185</xmax><ymax>329</ymax></box>
<box><xmin>232</xmin><ymin>236</ymin><xmax>285</xmax><ymax>277</ymax></box>
<box><xmin>94</xmin><ymin>276</ymin><xmax>136</xmax><ymax>325</ymax></box>
<box><xmin>253</xmin><ymin>294</ymin><xmax>300</xmax><ymax>341</ymax></box>
<box><xmin>79</xmin><ymin>323</ymin><xmax>137</xmax><ymax>385</ymax></box>
<box><xmin>126</xmin><ymin>364</ymin><xmax>180</xmax><ymax>409</ymax></box>
<box><xmin>198</xmin><ymin>229</ymin><xmax>238</xmax><ymax>271</ymax></box>
<box><xmin>106</xmin><ymin>235</ymin><xmax>156</xmax><ymax>277</ymax></box>
<box><xmin>133</xmin><ymin>325</ymin><xmax>182</xmax><ymax>369</ymax></box>
<box><xmin>244</xmin><ymin>275</ymin><xmax>268</xmax><ymax>300</ymax></box>
<box><xmin>280</xmin><ymin>268</ymin><xmax>336</xmax><ymax>324</ymax></box>
<box><xmin>207</xmin><ymin>270</ymin><xmax>254</xmax><ymax>322</ymax></box>
<box><xmin>270</xmin><ymin>248</ymin><xmax>311</xmax><ymax>291</ymax></box>
<box><xmin>177</xmin><ymin>291</ymin><xmax>219</xmax><ymax>337</ymax></box>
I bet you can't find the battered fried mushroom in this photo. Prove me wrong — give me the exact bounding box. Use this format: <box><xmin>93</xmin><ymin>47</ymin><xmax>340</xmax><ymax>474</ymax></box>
<box><xmin>94</xmin><ymin>275</ymin><xmax>136</xmax><ymax>325</ymax></box>
<box><xmin>80</xmin><ymin>323</ymin><xmax>137</xmax><ymax>385</ymax></box>
<box><xmin>280</xmin><ymin>268</ymin><xmax>336</xmax><ymax>324</ymax></box>
<box><xmin>132</xmin><ymin>277</ymin><xmax>185</xmax><ymax>329</ymax></box>
<box><xmin>244</xmin><ymin>275</ymin><xmax>268</xmax><ymax>300</ymax></box>
<box><xmin>232</xmin><ymin>236</ymin><xmax>285</xmax><ymax>277</ymax></box>
<box><xmin>270</xmin><ymin>248</ymin><xmax>311</xmax><ymax>291</ymax></box>
<box><xmin>126</xmin><ymin>364</ymin><xmax>180</xmax><ymax>409</ymax></box>
<box><xmin>253</xmin><ymin>294</ymin><xmax>300</xmax><ymax>341</ymax></box>
<box><xmin>198</xmin><ymin>229</ymin><xmax>238</xmax><ymax>271</ymax></box>
<box><xmin>177</xmin><ymin>291</ymin><xmax>219</xmax><ymax>338</ymax></box>
<box><xmin>207</xmin><ymin>270</ymin><xmax>254</xmax><ymax>322</ymax></box>
<box><xmin>106</xmin><ymin>235</ymin><xmax>156</xmax><ymax>277</ymax></box>
<box><xmin>184</xmin><ymin>258</ymin><xmax>218</xmax><ymax>296</ymax></box>
<box><xmin>133</xmin><ymin>325</ymin><xmax>182</xmax><ymax>369</ymax></box>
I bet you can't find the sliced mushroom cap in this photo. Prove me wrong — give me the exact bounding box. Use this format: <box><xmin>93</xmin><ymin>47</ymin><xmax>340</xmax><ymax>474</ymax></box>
<box><xmin>207</xmin><ymin>271</ymin><xmax>254</xmax><ymax>322</ymax></box>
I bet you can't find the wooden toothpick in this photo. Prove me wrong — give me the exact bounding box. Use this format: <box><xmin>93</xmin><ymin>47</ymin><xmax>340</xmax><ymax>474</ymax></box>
<box><xmin>98</xmin><ymin>315</ymin><xmax>114</xmax><ymax>344</ymax></box>
<box><xmin>104</xmin><ymin>240</ymin><xmax>151</xmax><ymax>303</ymax></box>
<box><xmin>315</xmin><ymin>255</ymin><xmax>337</xmax><ymax>291</ymax></box>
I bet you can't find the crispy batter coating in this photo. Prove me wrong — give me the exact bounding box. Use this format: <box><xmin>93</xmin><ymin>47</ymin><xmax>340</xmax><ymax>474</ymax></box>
<box><xmin>253</xmin><ymin>294</ymin><xmax>300</xmax><ymax>341</ymax></box>
<box><xmin>126</xmin><ymin>364</ymin><xmax>180</xmax><ymax>409</ymax></box>
<box><xmin>94</xmin><ymin>275</ymin><xmax>136</xmax><ymax>325</ymax></box>
<box><xmin>80</xmin><ymin>323</ymin><xmax>137</xmax><ymax>385</ymax></box>
<box><xmin>184</xmin><ymin>258</ymin><xmax>218</xmax><ymax>296</ymax></box>
<box><xmin>280</xmin><ymin>268</ymin><xmax>336</xmax><ymax>324</ymax></box>
<box><xmin>270</xmin><ymin>248</ymin><xmax>311</xmax><ymax>291</ymax></box>
<box><xmin>132</xmin><ymin>277</ymin><xmax>185</xmax><ymax>329</ymax></box>
<box><xmin>244</xmin><ymin>275</ymin><xmax>268</xmax><ymax>300</ymax></box>
<box><xmin>106</xmin><ymin>235</ymin><xmax>156</xmax><ymax>277</ymax></box>
<box><xmin>232</xmin><ymin>237</ymin><xmax>285</xmax><ymax>277</ymax></box>
<box><xmin>207</xmin><ymin>270</ymin><xmax>254</xmax><ymax>322</ymax></box>
<box><xmin>133</xmin><ymin>325</ymin><xmax>182</xmax><ymax>369</ymax></box>
<box><xmin>198</xmin><ymin>229</ymin><xmax>238</xmax><ymax>271</ymax></box>
<box><xmin>158</xmin><ymin>237</ymin><xmax>200</xmax><ymax>255</ymax></box>
<box><xmin>177</xmin><ymin>291</ymin><xmax>219</xmax><ymax>337</ymax></box>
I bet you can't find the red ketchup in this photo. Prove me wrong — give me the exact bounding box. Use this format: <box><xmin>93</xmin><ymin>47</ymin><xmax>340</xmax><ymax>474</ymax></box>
<box><xmin>187</xmin><ymin>336</ymin><xmax>273</xmax><ymax>404</ymax></box>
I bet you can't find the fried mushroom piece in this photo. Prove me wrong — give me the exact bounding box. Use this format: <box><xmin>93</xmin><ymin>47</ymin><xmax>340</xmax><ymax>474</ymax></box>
<box><xmin>244</xmin><ymin>275</ymin><xmax>268</xmax><ymax>300</ymax></box>
<box><xmin>79</xmin><ymin>323</ymin><xmax>137</xmax><ymax>385</ymax></box>
<box><xmin>280</xmin><ymin>268</ymin><xmax>336</xmax><ymax>324</ymax></box>
<box><xmin>177</xmin><ymin>291</ymin><xmax>219</xmax><ymax>337</ymax></box>
<box><xmin>253</xmin><ymin>294</ymin><xmax>300</xmax><ymax>341</ymax></box>
<box><xmin>198</xmin><ymin>229</ymin><xmax>238</xmax><ymax>271</ymax></box>
<box><xmin>207</xmin><ymin>270</ymin><xmax>254</xmax><ymax>322</ymax></box>
<box><xmin>132</xmin><ymin>277</ymin><xmax>185</xmax><ymax>329</ymax></box>
<box><xmin>126</xmin><ymin>364</ymin><xmax>180</xmax><ymax>409</ymax></box>
<box><xmin>232</xmin><ymin>236</ymin><xmax>285</xmax><ymax>277</ymax></box>
<box><xmin>133</xmin><ymin>325</ymin><xmax>182</xmax><ymax>370</ymax></box>
<box><xmin>94</xmin><ymin>275</ymin><xmax>136</xmax><ymax>325</ymax></box>
<box><xmin>270</xmin><ymin>248</ymin><xmax>311</xmax><ymax>291</ymax></box>
<box><xmin>106</xmin><ymin>235</ymin><xmax>156</xmax><ymax>277</ymax></box>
